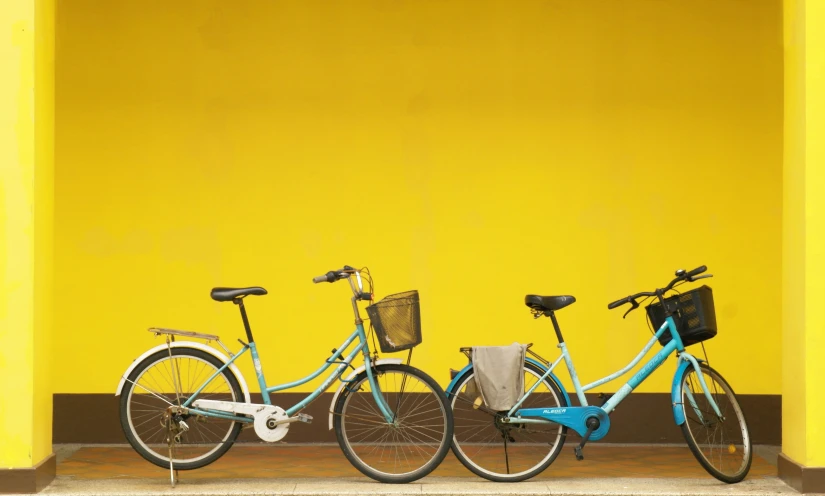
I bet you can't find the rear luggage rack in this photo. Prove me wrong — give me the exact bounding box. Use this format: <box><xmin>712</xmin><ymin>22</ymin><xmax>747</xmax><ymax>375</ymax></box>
<box><xmin>148</xmin><ymin>328</ymin><xmax>234</xmax><ymax>356</ymax></box>
<box><xmin>459</xmin><ymin>343</ymin><xmax>548</xmax><ymax>364</ymax></box>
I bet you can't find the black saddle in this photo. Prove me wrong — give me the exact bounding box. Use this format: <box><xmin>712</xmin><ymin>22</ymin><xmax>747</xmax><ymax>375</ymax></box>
<box><xmin>211</xmin><ymin>287</ymin><xmax>268</xmax><ymax>302</ymax></box>
<box><xmin>525</xmin><ymin>295</ymin><xmax>576</xmax><ymax>312</ymax></box>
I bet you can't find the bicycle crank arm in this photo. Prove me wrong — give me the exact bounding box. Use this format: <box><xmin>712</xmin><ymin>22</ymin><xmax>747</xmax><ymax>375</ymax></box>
<box><xmin>269</xmin><ymin>413</ymin><xmax>313</xmax><ymax>426</ymax></box>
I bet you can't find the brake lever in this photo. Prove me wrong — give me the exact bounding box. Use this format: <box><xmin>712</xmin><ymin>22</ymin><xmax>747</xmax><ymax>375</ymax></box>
<box><xmin>686</xmin><ymin>274</ymin><xmax>713</xmax><ymax>282</ymax></box>
<box><xmin>622</xmin><ymin>299</ymin><xmax>640</xmax><ymax>319</ymax></box>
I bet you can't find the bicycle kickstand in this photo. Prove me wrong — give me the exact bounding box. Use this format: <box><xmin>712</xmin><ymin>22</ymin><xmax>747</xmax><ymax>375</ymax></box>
<box><xmin>168</xmin><ymin>450</ymin><xmax>178</xmax><ymax>487</ymax></box>
<box><xmin>165</xmin><ymin>415</ymin><xmax>179</xmax><ymax>487</ymax></box>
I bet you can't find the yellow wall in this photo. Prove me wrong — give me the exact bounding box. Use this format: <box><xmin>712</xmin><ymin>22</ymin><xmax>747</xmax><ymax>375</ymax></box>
<box><xmin>782</xmin><ymin>0</ymin><xmax>825</xmax><ymax>468</ymax></box>
<box><xmin>0</xmin><ymin>0</ymin><xmax>54</xmax><ymax>468</ymax></box>
<box><xmin>55</xmin><ymin>0</ymin><xmax>782</xmax><ymax>395</ymax></box>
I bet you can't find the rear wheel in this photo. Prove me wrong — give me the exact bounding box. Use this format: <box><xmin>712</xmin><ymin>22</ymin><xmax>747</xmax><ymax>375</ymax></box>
<box><xmin>679</xmin><ymin>362</ymin><xmax>752</xmax><ymax>483</ymax></box>
<box><xmin>119</xmin><ymin>348</ymin><xmax>244</xmax><ymax>470</ymax></box>
<box><xmin>449</xmin><ymin>361</ymin><xmax>568</xmax><ymax>482</ymax></box>
<box><xmin>333</xmin><ymin>364</ymin><xmax>453</xmax><ymax>483</ymax></box>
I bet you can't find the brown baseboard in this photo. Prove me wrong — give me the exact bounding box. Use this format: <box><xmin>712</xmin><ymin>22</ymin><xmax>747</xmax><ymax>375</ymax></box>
<box><xmin>778</xmin><ymin>452</ymin><xmax>825</xmax><ymax>493</ymax></box>
<box><xmin>54</xmin><ymin>392</ymin><xmax>781</xmax><ymax>445</ymax></box>
<box><xmin>0</xmin><ymin>453</ymin><xmax>55</xmax><ymax>494</ymax></box>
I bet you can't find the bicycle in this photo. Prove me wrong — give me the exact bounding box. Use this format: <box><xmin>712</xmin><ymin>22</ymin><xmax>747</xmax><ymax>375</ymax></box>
<box><xmin>446</xmin><ymin>265</ymin><xmax>751</xmax><ymax>483</ymax></box>
<box><xmin>115</xmin><ymin>265</ymin><xmax>454</xmax><ymax>485</ymax></box>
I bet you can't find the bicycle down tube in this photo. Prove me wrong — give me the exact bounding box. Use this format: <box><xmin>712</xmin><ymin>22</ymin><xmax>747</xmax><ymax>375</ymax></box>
<box><xmin>183</xmin><ymin>324</ymin><xmax>395</xmax><ymax>423</ymax></box>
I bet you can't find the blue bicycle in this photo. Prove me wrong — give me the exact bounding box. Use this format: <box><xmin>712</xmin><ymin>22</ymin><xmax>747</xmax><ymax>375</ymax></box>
<box><xmin>117</xmin><ymin>266</ymin><xmax>453</xmax><ymax>484</ymax></box>
<box><xmin>447</xmin><ymin>266</ymin><xmax>751</xmax><ymax>483</ymax></box>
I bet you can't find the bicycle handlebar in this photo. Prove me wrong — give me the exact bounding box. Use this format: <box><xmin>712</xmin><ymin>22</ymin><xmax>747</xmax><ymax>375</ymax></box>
<box><xmin>608</xmin><ymin>295</ymin><xmax>634</xmax><ymax>310</ymax></box>
<box><xmin>312</xmin><ymin>265</ymin><xmax>355</xmax><ymax>283</ymax></box>
<box><xmin>607</xmin><ymin>290</ymin><xmax>655</xmax><ymax>310</ymax></box>
<box><xmin>607</xmin><ymin>265</ymin><xmax>710</xmax><ymax>312</ymax></box>
<box><xmin>313</xmin><ymin>272</ymin><xmax>339</xmax><ymax>283</ymax></box>
<box><xmin>312</xmin><ymin>266</ymin><xmax>356</xmax><ymax>283</ymax></box>
<box><xmin>607</xmin><ymin>297</ymin><xmax>626</xmax><ymax>310</ymax></box>
<box><xmin>312</xmin><ymin>265</ymin><xmax>371</xmax><ymax>321</ymax></box>
<box><xmin>687</xmin><ymin>265</ymin><xmax>707</xmax><ymax>278</ymax></box>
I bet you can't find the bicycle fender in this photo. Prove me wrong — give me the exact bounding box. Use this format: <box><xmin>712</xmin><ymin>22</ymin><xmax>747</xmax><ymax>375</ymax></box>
<box><xmin>115</xmin><ymin>341</ymin><xmax>252</xmax><ymax>403</ymax></box>
<box><xmin>671</xmin><ymin>357</ymin><xmax>693</xmax><ymax>426</ymax></box>
<box><xmin>446</xmin><ymin>358</ymin><xmax>572</xmax><ymax>408</ymax></box>
<box><xmin>328</xmin><ymin>358</ymin><xmax>403</xmax><ymax>430</ymax></box>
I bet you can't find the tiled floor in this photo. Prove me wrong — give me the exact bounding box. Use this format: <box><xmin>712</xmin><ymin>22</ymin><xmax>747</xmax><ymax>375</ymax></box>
<box><xmin>56</xmin><ymin>444</ymin><xmax>777</xmax><ymax>481</ymax></box>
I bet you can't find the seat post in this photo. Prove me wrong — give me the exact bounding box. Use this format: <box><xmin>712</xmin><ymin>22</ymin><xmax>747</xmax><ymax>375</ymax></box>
<box><xmin>548</xmin><ymin>311</ymin><xmax>565</xmax><ymax>343</ymax></box>
<box><xmin>234</xmin><ymin>299</ymin><xmax>255</xmax><ymax>343</ymax></box>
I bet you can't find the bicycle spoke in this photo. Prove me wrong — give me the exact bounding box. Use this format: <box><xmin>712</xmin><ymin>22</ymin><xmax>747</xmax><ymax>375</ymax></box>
<box><xmin>681</xmin><ymin>366</ymin><xmax>750</xmax><ymax>482</ymax></box>
<box><xmin>126</xmin><ymin>352</ymin><xmax>238</xmax><ymax>466</ymax></box>
<box><xmin>338</xmin><ymin>368</ymin><xmax>448</xmax><ymax>479</ymax></box>
<box><xmin>451</xmin><ymin>365</ymin><xmax>564</xmax><ymax>480</ymax></box>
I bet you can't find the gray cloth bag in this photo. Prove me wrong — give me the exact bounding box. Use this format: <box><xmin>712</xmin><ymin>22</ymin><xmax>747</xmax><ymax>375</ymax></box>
<box><xmin>471</xmin><ymin>342</ymin><xmax>527</xmax><ymax>411</ymax></box>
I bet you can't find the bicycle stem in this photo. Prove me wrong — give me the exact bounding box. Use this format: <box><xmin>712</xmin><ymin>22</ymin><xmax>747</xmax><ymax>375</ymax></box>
<box><xmin>345</xmin><ymin>275</ymin><xmax>365</xmax><ymax>324</ymax></box>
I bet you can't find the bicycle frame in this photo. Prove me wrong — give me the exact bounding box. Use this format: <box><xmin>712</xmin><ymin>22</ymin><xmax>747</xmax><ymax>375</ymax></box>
<box><xmin>506</xmin><ymin>315</ymin><xmax>723</xmax><ymax>440</ymax></box>
<box><xmin>181</xmin><ymin>322</ymin><xmax>395</xmax><ymax>424</ymax></box>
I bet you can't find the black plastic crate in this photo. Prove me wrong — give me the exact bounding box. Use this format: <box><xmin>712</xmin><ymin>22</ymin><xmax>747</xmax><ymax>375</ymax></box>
<box><xmin>646</xmin><ymin>285</ymin><xmax>717</xmax><ymax>347</ymax></box>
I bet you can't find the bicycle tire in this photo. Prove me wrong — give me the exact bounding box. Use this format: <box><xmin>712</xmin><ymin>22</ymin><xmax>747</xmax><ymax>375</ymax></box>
<box><xmin>119</xmin><ymin>347</ymin><xmax>244</xmax><ymax>470</ymax></box>
<box><xmin>448</xmin><ymin>361</ymin><xmax>568</xmax><ymax>482</ymax></box>
<box><xmin>333</xmin><ymin>363</ymin><xmax>453</xmax><ymax>483</ymax></box>
<box><xmin>678</xmin><ymin>362</ymin><xmax>752</xmax><ymax>483</ymax></box>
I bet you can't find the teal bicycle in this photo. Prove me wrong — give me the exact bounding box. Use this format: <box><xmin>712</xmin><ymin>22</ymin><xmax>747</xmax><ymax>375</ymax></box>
<box><xmin>447</xmin><ymin>266</ymin><xmax>752</xmax><ymax>483</ymax></box>
<box><xmin>116</xmin><ymin>266</ymin><xmax>453</xmax><ymax>484</ymax></box>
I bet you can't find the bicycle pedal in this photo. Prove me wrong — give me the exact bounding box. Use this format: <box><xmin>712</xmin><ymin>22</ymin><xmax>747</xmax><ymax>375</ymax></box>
<box><xmin>574</xmin><ymin>447</ymin><xmax>584</xmax><ymax>461</ymax></box>
<box><xmin>297</xmin><ymin>413</ymin><xmax>313</xmax><ymax>424</ymax></box>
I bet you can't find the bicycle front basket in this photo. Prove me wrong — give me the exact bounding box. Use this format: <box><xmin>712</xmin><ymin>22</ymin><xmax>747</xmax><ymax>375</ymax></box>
<box><xmin>365</xmin><ymin>290</ymin><xmax>422</xmax><ymax>353</ymax></box>
<box><xmin>646</xmin><ymin>285</ymin><xmax>717</xmax><ymax>347</ymax></box>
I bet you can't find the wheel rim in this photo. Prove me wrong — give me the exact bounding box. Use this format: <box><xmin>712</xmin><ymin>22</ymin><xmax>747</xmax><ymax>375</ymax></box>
<box><xmin>682</xmin><ymin>366</ymin><xmax>750</xmax><ymax>479</ymax></box>
<box><xmin>450</xmin><ymin>366</ymin><xmax>564</xmax><ymax>479</ymax></box>
<box><xmin>339</xmin><ymin>369</ymin><xmax>448</xmax><ymax>477</ymax></box>
<box><xmin>126</xmin><ymin>354</ymin><xmax>238</xmax><ymax>464</ymax></box>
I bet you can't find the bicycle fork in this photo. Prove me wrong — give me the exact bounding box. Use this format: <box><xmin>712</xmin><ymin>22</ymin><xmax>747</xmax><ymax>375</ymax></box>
<box><xmin>679</xmin><ymin>353</ymin><xmax>723</xmax><ymax>422</ymax></box>
<box><xmin>359</xmin><ymin>327</ymin><xmax>396</xmax><ymax>425</ymax></box>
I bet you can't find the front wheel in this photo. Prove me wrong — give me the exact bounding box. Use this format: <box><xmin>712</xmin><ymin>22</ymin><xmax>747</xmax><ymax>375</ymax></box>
<box><xmin>333</xmin><ymin>363</ymin><xmax>453</xmax><ymax>483</ymax></box>
<box><xmin>679</xmin><ymin>362</ymin><xmax>752</xmax><ymax>483</ymax></box>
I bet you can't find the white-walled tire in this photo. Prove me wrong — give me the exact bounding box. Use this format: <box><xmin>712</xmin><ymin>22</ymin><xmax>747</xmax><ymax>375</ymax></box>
<box><xmin>119</xmin><ymin>347</ymin><xmax>243</xmax><ymax>470</ymax></box>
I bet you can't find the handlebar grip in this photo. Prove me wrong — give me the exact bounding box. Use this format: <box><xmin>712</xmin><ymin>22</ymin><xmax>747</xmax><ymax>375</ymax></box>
<box><xmin>687</xmin><ymin>265</ymin><xmax>707</xmax><ymax>277</ymax></box>
<box><xmin>607</xmin><ymin>297</ymin><xmax>628</xmax><ymax>310</ymax></box>
<box><xmin>312</xmin><ymin>271</ymin><xmax>337</xmax><ymax>284</ymax></box>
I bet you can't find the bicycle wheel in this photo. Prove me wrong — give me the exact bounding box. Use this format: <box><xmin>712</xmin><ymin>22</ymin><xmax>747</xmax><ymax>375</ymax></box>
<box><xmin>449</xmin><ymin>361</ymin><xmax>568</xmax><ymax>482</ymax></box>
<box><xmin>333</xmin><ymin>363</ymin><xmax>453</xmax><ymax>483</ymax></box>
<box><xmin>120</xmin><ymin>347</ymin><xmax>244</xmax><ymax>470</ymax></box>
<box><xmin>678</xmin><ymin>362</ymin><xmax>752</xmax><ymax>483</ymax></box>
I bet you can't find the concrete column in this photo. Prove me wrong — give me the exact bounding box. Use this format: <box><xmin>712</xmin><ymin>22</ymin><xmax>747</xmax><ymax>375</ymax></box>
<box><xmin>780</xmin><ymin>0</ymin><xmax>825</xmax><ymax>492</ymax></box>
<box><xmin>0</xmin><ymin>0</ymin><xmax>55</xmax><ymax>492</ymax></box>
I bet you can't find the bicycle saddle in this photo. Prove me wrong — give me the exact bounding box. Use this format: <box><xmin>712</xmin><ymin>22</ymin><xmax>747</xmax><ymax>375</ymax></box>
<box><xmin>211</xmin><ymin>287</ymin><xmax>268</xmax><ymax>302</ymax></box>
<box><xmin>524</xmin><ymin>295</ymin><xmax>576</xmax><ymax>312</ymax></box>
